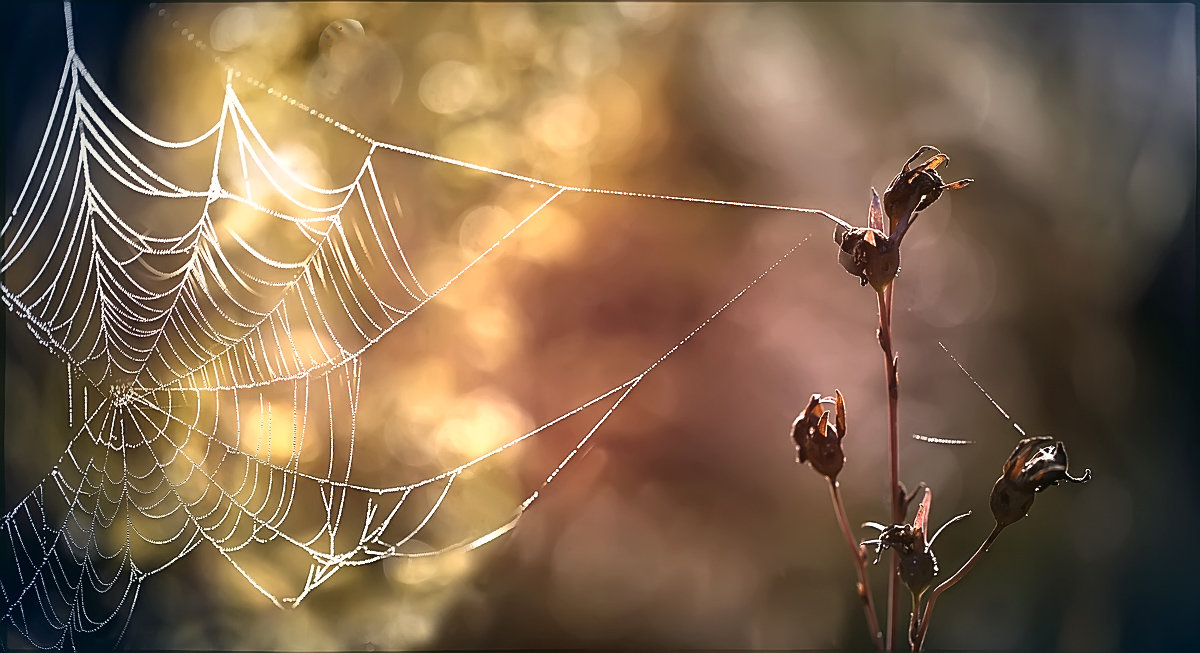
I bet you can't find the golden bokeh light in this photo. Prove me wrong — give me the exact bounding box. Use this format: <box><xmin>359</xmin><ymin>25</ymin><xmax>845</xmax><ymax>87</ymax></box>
<box><xmin>288</xmin><ymin>328</ymin><xmax>342</xmax><ymax>369</ymax></box>
<box><xmin>239</xmin><ymin>399</ymin><xmax>297</xmax><ymax>463</ymax></box>
<box><xmin>460</xmin><ymin>303</ymin><xmax>522</xmax><ymax>372</ymax></box>
<box><xmin>419</xmin><ymin>60</ymin><xmax>482</xmax><ymax>115</ymax></box>
<box><xmin>434</xmin><ymin>119</ymin><xmax>524</xmax><ymax>181</ymax></box>
<box><xmin>209</xmin><ymin>6</ymin><xmax>257</xmax><ymax>53</ymax></box>
<box><xmin>391</xmin><ymin>356</ymin><xmax>459</xmax><ymax>431</ymax></box>
<box><xmin>588</xmin><ymin>73</ymin><xmax>642</xmax><ymax>164</ymax></box>
<box><xmin>524</xmin><ymin>93</ymin><xmax>599</xmax><ymax>155</ymax></box>
<box><xmin>384</xmin><ymin>544</ymin><xmax>475</xmax><ymax>589</ymax></box>
<box><xmin>457</xmin><ymin>204</ymin><xmax>514</xmax><ymax>254</ymax></box>
<box><xmin>432</xmin><ymin>388</ymin><xmax>533</xmax><ymax>462</ymax></box>
<box><xmin>514</xmin><ymin>204</ymin><xmax>583</xmax><ymax>264</ymax></box>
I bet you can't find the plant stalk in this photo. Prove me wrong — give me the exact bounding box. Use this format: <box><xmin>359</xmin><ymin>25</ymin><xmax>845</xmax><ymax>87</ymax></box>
<box><xmin>828</xmin><ymin>481</ymin><xmax>884</xmax><ymax>651</ymax></box>
<box><xmin>876</xmin><ymin>284</ymin><xmax>901</xmax><ymax>650</ymax></box>
<box><xmin>912</xmin><ymin>524</ymin><xmax>1004</xmax><ymax>651</ymax></box>
<box><xmin>908</xmin><ymin>591</ymin><xmax>923</xmax><ymax>651</ymax></box>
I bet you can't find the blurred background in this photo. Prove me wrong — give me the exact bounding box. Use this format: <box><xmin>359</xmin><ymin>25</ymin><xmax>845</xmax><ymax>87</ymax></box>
<box><xmin>4</xmin><ymin>2</ymin><xmax>1195</xmax><ymax>651</ymax></box>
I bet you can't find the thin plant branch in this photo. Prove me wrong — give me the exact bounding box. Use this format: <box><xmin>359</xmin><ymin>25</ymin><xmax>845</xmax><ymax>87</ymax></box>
<box><xmin>908</xmin><ymin>590</ymin><xmax>922</xmax><ymax>651</ymax></box>
<box><xmin>912</xmin><ymin>524</ymin><xmax>1004</xmax><ymax>651</ymax></box>
<box><xmin>828</xmin><ymin>481</ymin><xmax>884</xmax><ymax>651</ymax></box>
<box><xmin>876</xmin><ymin>283</ymin><xmax>902</xmax><ymax>650</ymax></box>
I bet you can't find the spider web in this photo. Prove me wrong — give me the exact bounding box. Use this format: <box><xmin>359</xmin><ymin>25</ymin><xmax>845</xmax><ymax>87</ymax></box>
<box><xmin>2</xmin><ymin>4</ymin><xmax>841</xmax><ymax>649</ymax></box>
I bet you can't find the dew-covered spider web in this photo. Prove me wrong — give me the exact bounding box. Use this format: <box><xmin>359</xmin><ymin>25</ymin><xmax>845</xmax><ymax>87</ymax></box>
<box><xmin>1</xmin><ymin>4</ymin><xmax>847</xmax><ymax>650</ymax></box>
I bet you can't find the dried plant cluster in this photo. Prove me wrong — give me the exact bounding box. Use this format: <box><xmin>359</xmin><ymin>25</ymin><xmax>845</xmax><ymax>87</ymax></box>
<box><xmin>791</xmin><ymin>147</ymin><xmax>1092</xmax><ymax>651</ymax></box>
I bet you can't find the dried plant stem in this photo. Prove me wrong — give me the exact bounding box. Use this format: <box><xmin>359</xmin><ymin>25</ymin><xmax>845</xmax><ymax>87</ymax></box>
<box><xmin>908</xmin><ymin>593</ymin><xmax>922</xmax><ymax>651</ymax></box>
<box><xmin>828</xmin><ymin>481</ymin><xmax>884</xmax><ymax>651</ymax></box>
<box><xmin>876</xmin><ymin>284</ymin><xmax>901</xmax><ymax>650</ymax></box>
<box><xmin>912</xmin><ymin>524</ymin><xmax>1005</xmax><ymax>651</ymax></box>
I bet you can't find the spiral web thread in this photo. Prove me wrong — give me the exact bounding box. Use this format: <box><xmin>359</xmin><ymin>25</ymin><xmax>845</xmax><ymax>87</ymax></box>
<box><xmin>1</xmin><ymin>4</ymin><xmax>838</xmax><ymax>649</ymax></box>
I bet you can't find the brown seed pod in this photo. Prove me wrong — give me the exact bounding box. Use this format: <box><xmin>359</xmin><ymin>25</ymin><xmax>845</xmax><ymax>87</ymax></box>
<box><xmin>790</xmin><ymin>390</ymin><xmax>848</xmax><ymax>482</ymax></box>
<box><xmin>861</xmin><ymin>488</ymin><xmax>969</xmax><ymax>597</ymax></box>
<box><xmin>883</xmin><ymin>145</ymin><xmax>973</xmax><ymax>245</ymax></box>
<box><xmin>835</xmin><ymin>190</ymin><xmax>899</xmax><ymax>291</ymax></box>
<box><xmin>835</xmin><ymin>147</ymin><xmax>971</xmax><ymax>290</ymax></box>
<box><xmin>990</xmin><ymin>437</ymin><xmax>1091</xmax><ymax>528</ymax></box>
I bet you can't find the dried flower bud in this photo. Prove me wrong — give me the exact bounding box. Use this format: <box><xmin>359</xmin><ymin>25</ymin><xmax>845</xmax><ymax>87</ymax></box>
<box><xmin>790</xmin><ymin>390</ymin><xmax>847</xmax><ymax>482</ymax></box>
<box><xmin>836</xmin><ymin>147</ymin><xmax>971</xmax><ymax>291</ymax></box>
<box><xmin>990</xmin><ymin>437</ymin><xmax>1091</xmax><ymax>528</ymax></box>
<box><xmin>836</xmin><ymin>190</ymin><xmax>899</xmax><ymax>291</ymax></box>
<box><xmin>862</xmin><ymin>488</ymin><xmax>968</xmax><ymax>597</ymax></box>
<box><xmin>882</xmin><ymin>145</ymin><xmax>972</xmax><ymax>244</ymax></box>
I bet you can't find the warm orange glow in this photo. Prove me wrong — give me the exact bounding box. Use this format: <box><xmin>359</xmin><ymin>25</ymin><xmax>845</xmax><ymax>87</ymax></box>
<box><xmin>433</xmin><ymin>389</ymin><xmax>533</xmax><ymax>461</ymax></box>
<box><xmin>239</xmin><ymin>400</ymin><xmax>298</xmax><ymax>463</ymax></box>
